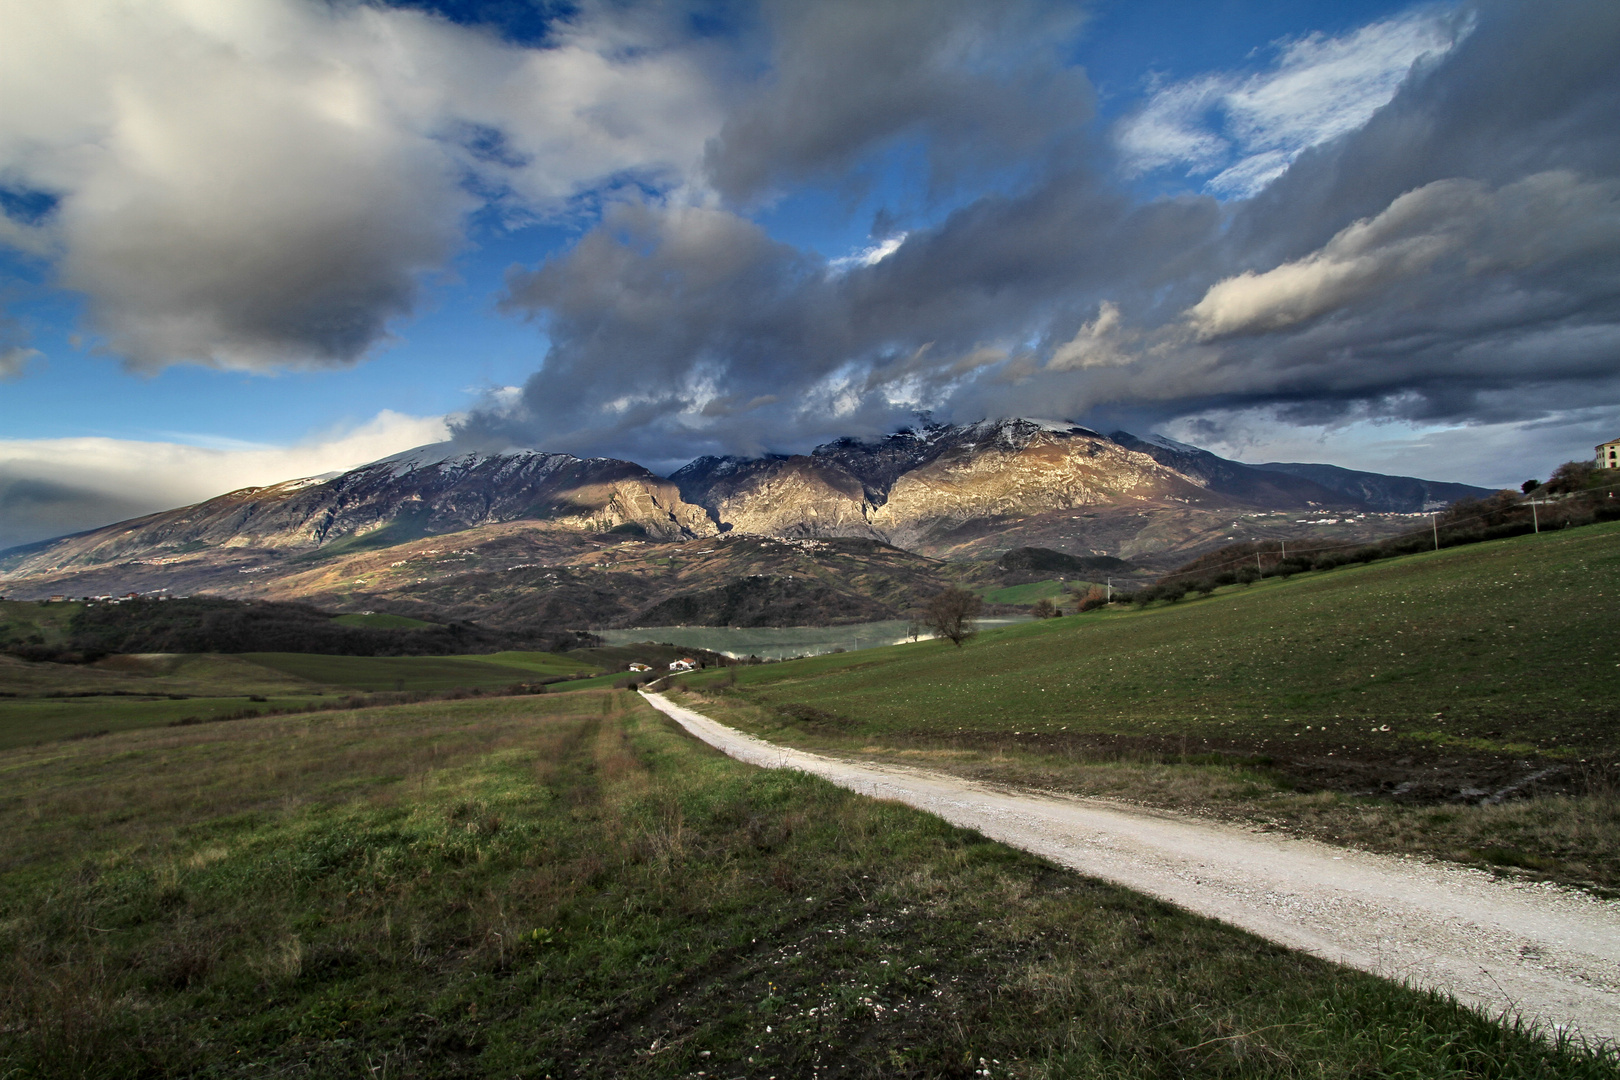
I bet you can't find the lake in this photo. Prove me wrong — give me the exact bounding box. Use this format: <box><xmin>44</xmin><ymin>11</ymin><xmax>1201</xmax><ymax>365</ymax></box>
<box><xmin>594</xmin><ymin>617</ymin><xmax>1033</xmax><ymax>660</ymax></box>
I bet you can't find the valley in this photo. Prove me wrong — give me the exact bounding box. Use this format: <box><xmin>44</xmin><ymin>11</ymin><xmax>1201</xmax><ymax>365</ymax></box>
<box><xmin>3</xmin><ymin>423</ymin><xmax>1614</xmax><ymax>1075</ymax></box>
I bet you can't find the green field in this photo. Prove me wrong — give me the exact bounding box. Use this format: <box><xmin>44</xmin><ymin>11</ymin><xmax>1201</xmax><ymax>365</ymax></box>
<box><xmin>0</xmin><ymin>599</ymin><xmax>80</xmax><ymax>646</ymax></box>
<box><xmin>0</xmin><ymin>649</ymin><xmax>604</xmax><ymax>748</ymax></box>
<box><xmin>328</xmin><ymin>612</ymin><xmax>439</xmax><ymax>630</ymax></box>
<box><xmin>2</xmin><ymin>691</ymin><xmax>1609</xmax><ymax>1077</ymax></box>
<box><xmin>0</xmin><ymin>653</ymin><xmax>330</xmax><ymax>750</ymax></box>
<box><xmin>240</xmin><ymin>650</ymin><xmax>598</xmax><ymax>691</ymax></box>
<box><xmin>681</xmin><ymin>523</ymin><xmax>1620</xmax><ymax>889</ymax></box>
<box><xmin>693</xmin><ymin>523</ymin><xmax>1620</xmax><ymax>754</ymax></box>
<box><xmin>980</xmin><ymin>578</ymin><xmax>1084</xmax><ymax>605</ymax></box>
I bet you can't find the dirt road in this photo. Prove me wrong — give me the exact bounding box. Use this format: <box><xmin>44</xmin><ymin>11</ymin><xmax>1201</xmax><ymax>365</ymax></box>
<box><xmin>642</xmin><ymin>692</ymin><xmax>1620</xmax><ymax>1044</ymax></box>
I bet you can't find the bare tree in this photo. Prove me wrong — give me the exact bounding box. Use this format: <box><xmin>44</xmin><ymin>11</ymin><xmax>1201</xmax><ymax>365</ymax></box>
<box><xmin>923</xmin><ymin>587</ymin><xmax>983</xmax><ymax>647</ymax></box>
<box><xmin>1031</xmin><ymin>597</ymin><xmax>1057</xmax><ymax>618</ymax></box>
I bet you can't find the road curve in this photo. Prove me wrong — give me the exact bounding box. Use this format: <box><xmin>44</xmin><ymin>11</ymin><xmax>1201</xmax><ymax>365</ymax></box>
<box><xmin>641</xmin><ymin>691</ymin><xmax>1620</xmax><ymax>1045</ymax></box>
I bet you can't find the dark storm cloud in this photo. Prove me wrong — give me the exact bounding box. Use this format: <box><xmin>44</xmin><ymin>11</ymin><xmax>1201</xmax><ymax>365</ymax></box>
<box><xmin>702</xmin><ymin>0</ymin><xmax>1093</xmax><ymax>202</ymax></box>
<box><xmin>475</xmin><ymin>0</ymin><xmax>1620</xmax><ymax>463</ymax></box>
<box><xmin>0</xmin><ymin>476</ymin><xmax>151</xmax><ymax>553</ymax></box>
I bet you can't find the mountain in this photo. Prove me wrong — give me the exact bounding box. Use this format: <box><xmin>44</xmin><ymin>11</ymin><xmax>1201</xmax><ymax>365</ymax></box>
<box><xmin>673</xmin><ymin>419</ymin><xmax>1216</xmax><ymax>547</ymax></box>
<box><xmin>670</xmin><ymin>418</ymin><xmax>1495</xmax><ymax>559</ymax></box>
<box><xmin>0</xmin><ymin>444</ymin><xmax>715</xmax><ymax>581</ymax></box>
<box><xmin>1247</xmin><ymin>461</ymin><xmax>1492</xmax><ymax>513</ymax></box>
<box><xmin>0</xmin><ymin>421</ymin><xmax>1493</xmax><ymax>622</ymax></box>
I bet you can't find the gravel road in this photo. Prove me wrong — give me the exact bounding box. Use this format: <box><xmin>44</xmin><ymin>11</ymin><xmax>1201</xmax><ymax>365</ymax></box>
<box><xmin>642</xmin><ymin>692</ymin><xmax>1620</xmax><ymax>1044</ymax></box>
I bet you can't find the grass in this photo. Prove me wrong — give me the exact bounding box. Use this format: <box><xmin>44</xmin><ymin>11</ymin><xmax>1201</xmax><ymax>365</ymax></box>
<box><xmin>329</xmin><ymin>612</ymin><xmax>440</xmax><ymax>630</ymax></box>
<box><xmin>678</xmin><ymin>523</ymin><xmax>1620</xmax><ymax>890</ymax></box>
<box><xmin>0</xmin><ymin>650</ymin><xmax>600</xmax><ymax>748</ymax></box>
<box><xmin>0</xmin><ymin>695</ymin><xmax>330</xmax><ymax>749</ymax></box>
<box><xmin>979</xmin><ymin>579</ymin><xmax>1084</xmax><ymax>605</ymax></box>
<box><xmin>2</xmin><ymin>691</ymin><xmax>1613</xmax><ymax>1078</ymax></box>
<box><xmin>0</xmin><ymin>599</ymin><xmax>81</xmax><ymax>647</ymax></box>
<box><xmin>239</xmin><ymin>650</ymin><xmax>598</xmax><ymax>692</ymax></box>
<box><xmin>0</xmin><ymin>653</ymin><xmax>330</xmax><ymax>750</ymax></box>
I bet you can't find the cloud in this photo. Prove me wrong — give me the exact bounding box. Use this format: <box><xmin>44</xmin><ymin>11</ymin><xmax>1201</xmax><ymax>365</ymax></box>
<box><xmin>0</xmin><ymin>410</ymin><xmax>448</xmax><ymax>551</ymax></box>
<box><xmin>702</xmin><ymin>0</ymin><xmax>1093</xmax><ymax>203</ymax></box>
<box><xmin>1117</xmin><ymin>8</ymin><xmax>1466</xmax><ymax>197</ymax></box>
<box><xmin>828</xmin><ymin>232</ymin><xmax>908</xmax><ymax>273</ymax></box>
<box><xmin>468</xmin><ymin>1</ymin><xmax>1620</xmax><ymax>474</ymax></box>
<box><xmin>0</xmin><ymin>0</ymin><xmax>723</xmax><ymax>372</ymax></box>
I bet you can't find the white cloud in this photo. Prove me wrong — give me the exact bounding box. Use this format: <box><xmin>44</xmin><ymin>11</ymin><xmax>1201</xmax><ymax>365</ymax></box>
<box><xmin>1048</xmin><ymin>301</ymin><xmax>1139</xmax><ymax>369</ymax></box>
<box><xmin>0</xmin><ymin>0</ymin><xmax>723</xmax><ymax>372</ymax></box>
<box><xmin>1117</xmin><ymin>9</ymin><xmax>1467</xmax><ymax>197</ymax></box>
<box><xmin>0</xmin><ymin>410</ymin><xmax>448</xmax><ymax>550</ymax></box>
<box><xmin>828</xmin><ymin>232</ymin><xmax>909</xmax><ymax>273</ymax></box>
<box><xmin>1187</xmin><ymin>172</ymin><xmax>1620</xmax><ymax>338</ymax></box>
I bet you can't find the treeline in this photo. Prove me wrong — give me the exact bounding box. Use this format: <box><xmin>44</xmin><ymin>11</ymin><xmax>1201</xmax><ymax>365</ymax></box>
<box><xmin>1129</xmin><ymin>465</ymin><xmax>1620</xmax><ymax>604</ymax></box>
<box><xmin>4</xmin><ymin>597</ymin><xmax>563</xmax><ymax>662</ymax></box>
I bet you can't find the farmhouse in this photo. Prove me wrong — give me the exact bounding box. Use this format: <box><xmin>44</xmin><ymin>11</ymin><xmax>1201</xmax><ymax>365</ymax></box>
<box><xmin>1598</xmin><ymin>437</ymin><xmax>1620</xmax><ymax>469</ymax></box>
<box><xmin>668</xmin><ymin>658</ymin><xmax>697</xmax><ymax>672</ymax></box>
<box><xmin>627</xmin><ymin>662</ymin><xmax>652</xmax><ymax>672</ymax></box>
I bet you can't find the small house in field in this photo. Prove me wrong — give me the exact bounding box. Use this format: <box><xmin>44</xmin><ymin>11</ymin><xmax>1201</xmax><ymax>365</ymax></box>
<box><xmin>668</xmin><ymin>658</ymin><xmax>697</xmax><ymax>672</ymax></box>
<box><xmin>1598</xmin><ymin>437</ymin><xmax>1620</xmax><ymax>469</ymax></box>
<box><xmin>628</xmin><ymin>662</ymin><xmax>652</xmax><ymax>672</ymax></box>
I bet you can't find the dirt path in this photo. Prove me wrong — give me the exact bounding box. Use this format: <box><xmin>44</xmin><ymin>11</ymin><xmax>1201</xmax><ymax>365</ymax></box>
<box><xmin>642</xmin><ymin>692</ymin><xmax>1620</xmax><ymax>1044</ymax></box>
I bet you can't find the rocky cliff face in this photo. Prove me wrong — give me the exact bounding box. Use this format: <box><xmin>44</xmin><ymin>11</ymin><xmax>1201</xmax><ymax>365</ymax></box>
<box><xmin>674</xmin><ymin>419</ymin><xmax>1244</xmax><ymax>551</ymax></box>
<box><xmin>2</xmin><ymin>444</ymin><xmax>716</xmax><ymax>579</ymax></box>
<box><xmin>671</xmin><ymin>454</ymin><xmax>877</xmax><ymax>538</ymax></box>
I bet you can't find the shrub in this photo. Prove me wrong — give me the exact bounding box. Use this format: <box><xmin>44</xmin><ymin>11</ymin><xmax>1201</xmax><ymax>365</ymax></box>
<box><xmin>1545</xmin><ymin>460</ymin><xmax>1598</xmax><ymax>494</ymax></box>
<box><xmin>923</xmin><ymin>586</ymin><xmax>984</xmax><ymax>647</ymax></box>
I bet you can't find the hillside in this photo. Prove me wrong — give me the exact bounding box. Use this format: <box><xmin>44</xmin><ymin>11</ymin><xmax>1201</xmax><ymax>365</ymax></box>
<box><xmin>676</xmin><ymin>522</ymin><xmax>1620</xmax><ymax>889</ymax></box>
<box><xmin>0</xmin><ymin>443</ymin><xmax>716</xmax><ymax>580</ymax></box>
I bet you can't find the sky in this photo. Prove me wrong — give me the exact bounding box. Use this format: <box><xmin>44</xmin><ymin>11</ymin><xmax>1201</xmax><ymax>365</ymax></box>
<box><xmin>2</xmin><ymin>0</ymin><xmax>1618</xmax><ymax>549</ymax></box>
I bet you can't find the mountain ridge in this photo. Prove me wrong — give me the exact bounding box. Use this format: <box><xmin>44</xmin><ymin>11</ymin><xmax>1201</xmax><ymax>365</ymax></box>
<box><xmin>0</xmin><ymin>421</ymin><xmax>1494</xmax><ymax>615</ymax></box>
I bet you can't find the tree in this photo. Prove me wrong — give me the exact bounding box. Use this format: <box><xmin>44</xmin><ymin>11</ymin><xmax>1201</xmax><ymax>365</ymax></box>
<box><xmin>1031</xmin><ymin>597</ymin><xmax>1057</xmax><ymax>618</ymax></box>
<box><xmin>923</xmin><ymin>587</ymin><xmax>983</xmax><ymax>647</ymax></box>
<box><xmin>1521</xmin><ymin>479</ymin><xmax>1542</xmax><ymax>494</ymax></box>
<box><xmin>1546</xmin><ymin>460</ymin><xmax>1598</xmax><ymax>494</ymax></box>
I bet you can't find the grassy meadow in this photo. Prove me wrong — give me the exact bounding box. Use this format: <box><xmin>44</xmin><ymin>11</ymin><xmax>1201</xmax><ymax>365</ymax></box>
<box><xmin>0</xmin><ymin>653</ymin><xmax>331</xmax><ymax>751</ymax></box>
<box><xmin>0</xmin><ymin>599</ymin><xmax>79</xmax><ymax>646</ymax></box>
<box><xmin>678</xmin><ymin>523</ymin><xmax>1620</xmax><ymax>890</ymax></box>
<box><xmin>3</xmin><ymin>690</ymin><xmax>1614</xmax><ymax>1078</ymax></box>
<box><xmin>242</xmin><ymin>650</ymin><xmax>598</xmax><ymax>692</ymax></box>
<box><xmin>979</xmin><ymin>579</ymin><xmax>1084</xmax><ymax>605</ymax></box>
<box><xmin>0</xmin><ymin>648</ymin><xmax>605</xmax><ymax>751</ymax></box>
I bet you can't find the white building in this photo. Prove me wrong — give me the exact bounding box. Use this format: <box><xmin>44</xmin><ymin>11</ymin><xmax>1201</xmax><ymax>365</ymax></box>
<box><xmin>1597</xmin><ymin>437</ymin><xmax>1620</xmax><ymax>469</ymax></box>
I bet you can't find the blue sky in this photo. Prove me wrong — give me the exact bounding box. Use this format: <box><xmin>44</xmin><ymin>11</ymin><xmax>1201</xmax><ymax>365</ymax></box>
<box><xmin>2</xmin><ymin>0</ymin><xmax>1618</xmax><ymax>548</ymax></box>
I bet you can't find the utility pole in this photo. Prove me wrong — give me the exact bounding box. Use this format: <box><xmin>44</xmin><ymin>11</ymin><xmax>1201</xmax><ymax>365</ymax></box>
<box><xmin>1105</xmin><ymin>576</ymin><xmax>1112</xmax><ymax>602</ymax></box>
<box><xmin>1431</xmin><ymin>513</ymin><xmax>1440</xmax><ymax>551</ymax></box>
<box><xmin>1280</xmin><ymin>539</ymin><xmax>1286</xmax><ymax>561</ymax></box>
<box><xmin>1530</xmin><ymin>500</ymin><xmax>1540</xmax><ymax>534</ymax></box>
